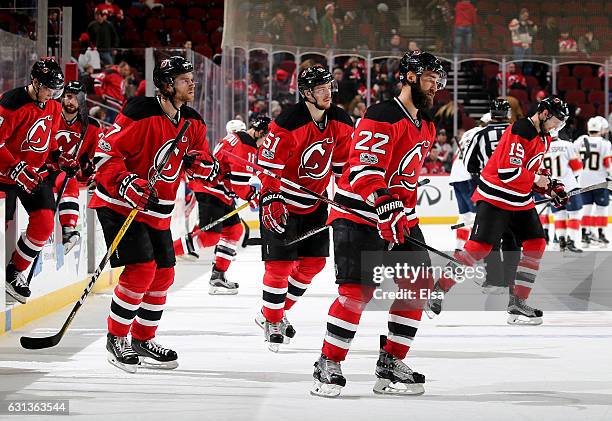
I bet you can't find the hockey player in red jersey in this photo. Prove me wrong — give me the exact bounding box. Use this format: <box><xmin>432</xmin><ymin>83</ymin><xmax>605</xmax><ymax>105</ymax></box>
<box><xmin>311</xmin><ymin>51</ymin><xmax>446</xmax><ymax>397</ymax></box>
<box><xmin>50</xmin><ymin>80</ymin><xmax>102</xmax><ymax>253</ymax></box>
<box><xmin>89</xmin><ymin>56</ymin><xmax>219</xmax><ymax>373</ymax></box>
<box><xmin>254</xmin><ymin>66</ymin><xmax>353</xmax><ymax>352</ymax></box>
<box><xmin>173</xmin><ymin>115</ymin><xmax>271</xmax><ymax>295</ymax></box>
<box><xmin>428</xmin><ymin>96</ymin><xmax>570</xmax><ymax>326</ymax></box>
<box><xmin>0</xmin><ymin>58</ymin><xmax>78</xmax><ymax>303</ymax></box>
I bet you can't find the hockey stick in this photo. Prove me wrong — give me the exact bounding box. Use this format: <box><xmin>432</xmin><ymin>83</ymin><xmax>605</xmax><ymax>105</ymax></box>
<box><xmin>281</xmin><ymin>178</ymin><xmax>432</xmax><ymax>246</ymax></box>
<box><xmin>200</xmin><ymin>200</ymin><xmax>250</xmax><ymax>232</ymax></box>
<box><xmin>450</xmin><ymin>180</ymin><xmax>612</xmax><ymax>230</ymax></box>
<box><xmin>24</xmin><ymin>96</ymin><xmax>90</xmax><ymax>285</ymax></box>
<box><xmin>221</xmin><ymin>150</ymin><xmax>461</xmax><ymax>264</ymax></box>
<box><xmin>20</xmin><ymin>120</ymin><xmax>191</xmax><ymax>350</ymax></box>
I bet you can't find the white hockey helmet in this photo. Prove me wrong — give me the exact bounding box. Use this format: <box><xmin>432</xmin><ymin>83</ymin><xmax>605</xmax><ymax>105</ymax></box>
<box><xmin>587</xmin><ymin>117</ymin><xmax>602</xmax><ymax>133</ymax></box>
<box><xmin>595</xmin><ymin>115</ymin><xmax>609</xmax><ymax>132</ymax></box>
<box><xmin>226</xmin><ymin>119</ymin><xmax>246</xmax><ymax>135</ymax></box>
<box><xmin>479</xmin><ymin>112</ymin><xmax>492</xmax><ymax>124</ymax></box>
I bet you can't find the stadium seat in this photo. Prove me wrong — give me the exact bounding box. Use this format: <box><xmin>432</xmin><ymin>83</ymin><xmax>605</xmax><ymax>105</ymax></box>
<box><xmin>588</xmin><ymin>91</ymin><xmax>605</xmax><ymax>105</ymax></box>
<box><xmin>596</xmin><ymin>104</ymin><xmax>610</xmax><ymax>117</ymax></box>
<box><xmin>577</xmin><ymin>103</ymin><xmax>596</xmax><ymax>119</ymax></box>
<box><xmin>483</xmin><ymin>63</ymin><xmax>499</xmax><ymax>80</ymax></box>
<box><xmin>170</xmin><ymin>30</ymin><xmax>188</xmax><ymax>46</ymax></box>
<box><xmin>581</xmin><ymin>76</ymin><xmax>602</xmax><ymax>91</ymax></box>
<box><xmin>164</xmin><ymin>18</ymin><xmax>182</xmax><ymax>31</ymax></box>
<box><xmin>209</xmin><ymin>8</ymin><xmax>224</xmax><ymax>21</ymax></box>
<box><xmin>509</xmin><ymin>89</ymin><xmax>529</xmax><ymax>103</ymax></box>
<box><xmin>195</xmin><ymin>45</ymin><xmax>213</xmax><ymax>58</ymax></box>
<box><xmin>590</xmin><ymin>16</ymin><xmax>608</xmax><ymax>26</ymax></box>
<box><xmin>486</xmin><ymin>15</ymin><xmax>505</xmax><ymax>26</ymax></box>
<box><xmin>210</xmin><ymin>31</ymin><xmax>222</xmax><ymax>45</ymax></box>
<box><xmin>192</xmin><ymin>32</ymin><xmax>208</xmax><ymax>46</ymax></box>
<box><xmin>146</xmin><ymin>17</ymin><xmax>163</xmax><ymax>32</ymax></box>
<box><xmin>525</xmin><ymin>75</ymin><xmax>539</xmax><ymax>91</ymax></box>
<box><xmin>185</xmin><ymin>19</ymin><xmax>202</xmax><ymax>35</ymax></box>
<box><xmin>164</xmin><ymin>7</ymin><xmax>181</xmax><ymax>19</ymax></box>
<box><xmin>498</xmin><ymin>3</ymin><xmax>516</xmax><ymax>16</ymax></box>
<box><xmin>572</xmin><ymin>65</ymin><xmax>593</xmax><ymax>79</ymax></box>
<box><xmin>187</xmin><ymin>7</ymin><xmax>206</xmax><ymax>21</ymax></box>
<box><xmin>558</xmin><ymin>66</ymin><xmax>570</xmax><ymax>77</ymax></box>
<box><xmin>557</xmin><ymin>76</ymin><xmax>578</xmax><ymax>91</ymax></box>
<box><xmin>565</xmin><ymin>90</ymin><xmax>586</xmax><ymax>104</ymax></box>
<box><xmin>435</xmin><ymin>89</ymin><xmax>451</xmax><ymax>104</ymax></box>
<box><xmin>206</xmin><ymin>19</ymin><xmax>221</xmax><ymax>32</ymax></box>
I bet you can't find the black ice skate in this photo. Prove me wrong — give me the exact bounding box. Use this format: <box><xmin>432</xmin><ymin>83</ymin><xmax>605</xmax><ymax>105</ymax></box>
<box><xmin>209</xmin><ymin>268</ymin><xmax>239</xmax><ymax>295</ymax></box>
<box><xmin>564</xmin><ymin>238</ymin><xmax>583</xmax><ymax>254</ymax></box>
<box><xmin>311</xmin><ymin>354</ymin><xmax>346</xmax><ymax>398</ymax></box>
<box><xmin>62</xmin><ymin>226</ymin><xmax>81</xmax><ymax>254</ymax></box>
<box><xmin>264</xmin><ymin>321</ymin><xmax>284</xmax><ymax>352</ymax></box>
<box><xmin>507</xmin><ymin>295</ymin><xmax>543</xmax><ymax>325</ymax></box>
<box><xmin>256</xmin><ymin>312</ymin><xmax>295</xmax><ymax>344</ymax></box>
<box><xmin>598</xmin><ymin>230</ymin><xmax>610</xmax><ymax>246</ymax></box>
<box><xmin>424</xmin><ymin>282</ymin><xmax>445</xmax><ymax>318</ymax></box>
<box><xmin>582</xmin><ymin>230</ymin><xmax>594</xmax><ymax>248</ymax></box>
<box><xmin>5</xmin><ymin>262</ymin><xmax>31</xmax><ymax>304</ymax></box>
<box><xmin>106</xmin><ymin>333</ymin><xmax>139</xmax><ymax>373</ymax></box>
<box><xmin>558</xmin><ymin>236</ymin><xmax>567</xmax><ymax>252</ymax></box>
<box><xmin>373</xmin><ymin>336</ymin><xmax>425</xmax><ymax>395</ymax></box>
<box><xmin>131</xmin><ymin>338</ymin><xmax>178</xmax><ymax>369</ymax></box>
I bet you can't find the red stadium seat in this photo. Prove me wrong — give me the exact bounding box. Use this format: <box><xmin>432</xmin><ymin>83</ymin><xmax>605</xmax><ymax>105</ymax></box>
<box><xmin>525</xmin><ymin>75</ymin><xmax>539</xmax><ymax>91</ymax></box>
<box><xmin>164</xmin><ymin>18</ymin><xmax>182</xmax><ymax>31</ymax></box>
<box><xmin>557</xmin><ymin>76</ymin><xmax>578</xmax><ymax>91</ymax></box>
<box><xmin>187</xmin><ymin>7</ymin><xmax>206</xmax><ymax>21</ymax></box>
<box><xmin>435</xmin><ymin>89</ymin><xmax>451</xmax><ymax>104</ymax></box>
<box><xmin>581</xmin><ymin>76</ymin><xmax>602</xmax><ymax>91</ymax></box>
<box><xmin>498</xmin><ymin>3</ymin><xmax>517</xmax><ymax>16</ymax></box>
<box><xmin>210</xmin><ymin>31</ymin><xmax>222</xmax><ymax>45</ymax></box>
<box><xmin>565</xmin><ymin>90</ymin><xmax>586</xmax><ymax>104</ymax></box>
<box><xmin>164</xmin><ymin>7</ymin><xmax>181</xmax><ymax>19</ymax></box>
<box><xmin>195</xmin><ymin>45</ymin><xmax>213</xmax><ymax>58</ymax></box>
<box><xmin>192</xmin><ymin>32</ymin><xmax>208</xmax><ymax>46</ymax></box>
<box><xmin>483</xmin><ymin>63</ymin><xmax>499</xmax><ymax>80</ymax></box>
<box><xmin>597</xmin><ymin>104</ymin><xmax>610</xmax><ymax>117</ymax></box>
<box><xmin>170</xmin><ymin>30</ymin><xmax>188</xmax><ymax>46</ymax></box>
<box><xmin>185</xmin><ymin>19</ymin><xmax>202</xmax><ymax>35</ymax></box>
<box><xmin>146</xmin><ymin>17</ymin><xmax>163</xmax><ymax>32</ymax></box>
<box><xmin>557</xmin><ymin>66</ymin><xmax>570</xmax><ymax>77</ymax></box>
<box><xmin>209</xmin><ymin>8</ymin><xmax>224</xmax><ymax>21</ymax></box>
<box><xmin>206</xmin><ymin>19</ymin><xmax>221</xmax><ymax>32</ymax></box>
<box><xmin>590</xmin><ymin>16</ymin><xmax>608</xmax><ymax>26</ymax></box>
<box><xmin>127</xmin><ymin>6</ymin><xmax>143</xmax><ymax>19</ymax></box>
<box><xmin>486</xmin><ymin>15</ymin><xmax>505</xmax><ymax>26</ymax></box>
<box><xmin>477</xmin><ymin>2</ymin><xmax>496</xmax><ymax>14</ymax></box>
<box><xmin>577</xmin><ymin>103</ymin><xmax>596</xmax><ymax>119</ymax></box>
<box><xmin>509</xmin><ymin>89</ymin><xmax>529</xmax><ymax>103</ymax></box>
<box><xmin>572</xmin><ymin>65</ymin><xmax>593</xmax><ymax>79</ymax></box>
<box><xmin>588</xmin><ymin>91</ymin><xmax>606</xmax><ymax>105</ymax></box>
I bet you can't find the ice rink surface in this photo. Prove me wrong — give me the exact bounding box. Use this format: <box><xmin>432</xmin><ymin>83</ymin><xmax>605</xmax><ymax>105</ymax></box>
<box><xmin>1</xmin><ymin>226</ymin><xmax>611</xmax><ymax>421</ymax></box>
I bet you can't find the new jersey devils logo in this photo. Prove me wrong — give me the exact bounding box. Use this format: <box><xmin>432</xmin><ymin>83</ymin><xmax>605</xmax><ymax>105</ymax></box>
<box><xmin>389</xmin><ymin>141</ymin><xmax>431</xmax><ymax>190</ymax></box>
<box><xmin>21</xmin><ymin>115</ymin><xmax>53</xmax><ymax>153</ymax></box>
<box><xmin>298</xmin><ymin>137</ymin><xmax>334</xmax><ymax>179</ymax></box>
<box><xmin>149</xmin><ymin>136</ymin><xmax>190</xmax><ymax>183</ymax></box>
<box><xmin>55</xmin><ymin>130</ymin><xmax>80</xmax><ymax>155</ymax></box>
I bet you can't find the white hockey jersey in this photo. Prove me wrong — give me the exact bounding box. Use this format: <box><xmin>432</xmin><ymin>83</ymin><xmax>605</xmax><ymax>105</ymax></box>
<box><xmin>449</xmin><ymin>126</ymin><xmax>479</xmax><ymax>183</ymax></box>
<box><xmin>573</xmin><ymin>135</ymin><xmax>612</xmax><ymax>188</ymax></box>
<box><xmin>542</xmin><ymin>139</ymin><xmax>583</xmax><ymax>191</ymax></box>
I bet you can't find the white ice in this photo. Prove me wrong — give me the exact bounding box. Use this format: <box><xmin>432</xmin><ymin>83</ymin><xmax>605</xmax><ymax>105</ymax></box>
<box><xmin>1</xmin><ymin>226</ymin><xmax>611</xmax><ymax>421</ymax></box>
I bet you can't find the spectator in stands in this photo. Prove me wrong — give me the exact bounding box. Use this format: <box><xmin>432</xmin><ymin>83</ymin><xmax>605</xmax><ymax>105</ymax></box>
<box><xmin>143</xmin><ymin>0</ymin><xmax>164</xmax><ymax>11</ymax></box>
<box><xmin>426</xmin><ymin>0</ymin><xmax>453</xmax><ymax>52</ymax></box>
<box><xmin>387</xmin><ymin>32</ymin><xmax>402</xmax><ymax>56</ymax></box>
<box><xmin>541</xmin><ymin>17</ymin><xmax>559</xmax><ymax>56</ymax></box>
<box><xmin>374</xmin><ymin>3</ymin><xmax>400</xmax><ymax>50</ymax></box>
<box><xmin>270</xmin><ymin>100</ymin><xmax>282</xmax><ymax>119</ymax></box>
<box><xmin>267</xmin><ymin>10</ymin><xmax>291</xmax><ymax>44</ymax></box>
<box><xmin>294</xmin><ymin>6</ymin><xmax>316</xmax><ymax>47</ymax></box>
<box><xmin>89</xmin><ymin>105</ymin><xmax>107</xmax><ymax>123</ymax></box>
<box><xmin>496</xmin><ymin>62</ymin><xmax>527</xmax><ymax>94</ymax></box>
<box><xmin>559</xmin><ymin>31</ymin><xmax>578</xmax><ymax>54</ymax></box>
<box><xmin>436</xmin><ymin>129</ymin><xmax>454</xmax><ymax>172</ymax></box>
<box><xmin>95</xmin><ymin>0</ymin><xmax>124</xmax><ymax>23</ymax></box>
<box><xmin>578</xmin><ymin>31</ymin><xmax>599</xmax><ymax>56</ymax></box>
<box><xmin>509</xmin><ymin>8</ymin><xmax>537</xmax><ymax>74</ymax></box>
<box><xmin>78</xmin><ymin>37</ymin><xmax>102</xmax><ymax>72</ymax></box>
<box><xmin>408</xmin><ymin>40</ymin><xmax>419</xmax><ymax>53</ymax></box>
<box><xmin>87</xmin><ymin>10</ymin><xmax>119</xmax><ymax>66</ymax></box>
<box><xmin>421</xmin><ymin>145</ymin><xmax>447</xmax><ymax>175</ymax></box>
<box><xmin>93</xmin><ymin>60</ymin><xmax>131</xmax><ymax>119</ymax></box>
<box><xmin>340</xmin><ymin>11</ymin><xmax>359</xmax><ymax>49</ymax></box>
<box><xmin>348</xmin><ymin>96</ymin><xmax>366</xmax><ymax>121</ymax></box>
<box><xmin>47</xmin><ymin>10</ymin><xmax>60</xmax><ymax>57</ymax></box>
<box><xmin>320</xmin><ymin>3</ymin><xmax>338</xmax><ymax>48</ymax></box>
<box><xmin>453</xmin><ymin>0</ymin><xmax>477</xmax><ymax>54</ymax></box>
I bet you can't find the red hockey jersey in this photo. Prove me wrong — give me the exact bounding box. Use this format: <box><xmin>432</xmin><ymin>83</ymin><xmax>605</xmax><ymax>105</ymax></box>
<box><xmin>191</xmin><ymin>130</ymin><xmax>258</xmax><ymax>205</ymax></box>
<box><xmin>0</xmin><ymin>87</ymin><xmax>62</xmax><ymax>184</ymax></box>
<box><xmin>52</xmin><ymin>114</ymin><xmax>102</xmax><ymax>164</ymax></box>
<box><xmin>257</xmin><ymin>101</ymin><xmax>353</xmax><ymax>214</ymax></box>
<box><xmin>472</xmin><ymin>117</ymin><xmax>551</xmax><ymax>210</ymax></box>
<box><xmin>328</xmin><ymin>97</ymin><xmax>436</xmax><ymax>228</ymax></box>
<box><xmin>94</xmin><ymin>66</ymin><xmax>125</xmax><ymax>109</ymax></box>
<box><xmin>89</xmin><ymin>96</ymin><xmax>210</xmax><ymax>230</ymax></box>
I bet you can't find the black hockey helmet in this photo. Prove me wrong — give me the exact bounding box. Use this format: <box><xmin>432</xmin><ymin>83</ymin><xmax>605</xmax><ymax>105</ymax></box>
<box><xmin>537</xmin><ymin>96</ymin><xmax>569</xmax><ymax>122</ymax></box>
<box><xmin>250</xmin><ymin>115</ymin><xmax>271</xmax><ymax>133</ymax></box>
<box><xmin>153</xmin><ymin>55</ymin><xmax>194</xmax><ymax>92</ymax></box>
<box><xmin>297</xmin><ymin>66</ymin><xmax>337</xmax><ymax>98</ymax></box>
<box><xmin>490</xmin><ymin>98</ymin><xmax>511</xmax><ymax>120</ymax></box>
<box><xmin>31</xmin><ymin>58</ymin><xmax>65</xmax><ymax>99</ymax></box>
<box><xmin>63</xmin><ymin>80</ymin><xmax>85</xmax><ymax>95</ymax></box>
<box><xmin>398</xmin><ymin>50</ymin><xmax>447</xmax><ymax>89</ymax></box>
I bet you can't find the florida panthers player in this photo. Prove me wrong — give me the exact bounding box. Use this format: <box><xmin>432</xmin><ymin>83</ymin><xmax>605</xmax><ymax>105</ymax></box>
<box><xmin>543</xmin><ymin>128</ymin><xmax>584</xmax><ymax>252</ymax></box>
<box><xmin>254</xmin><ymin>66</ymin><xmax>352</xmax><ymax>351</ymax></box>
<box><xmin>173</xmin><ymin>115</ymin><xmax>271</xmax><ymax>295</ymax></box>
<box><xmin>574</xmin><ymin>117</ymin><xmax>612</xmax><ymax>246</ymax></box>
<box><xmin>0</xmin><ymin>58</ymin><xmax>79</xmax><ymax>303</ymax></box>
<box><xmin>429</xmin><ymin>96</ymin><xmax>570</xmax><ymax>326</ymax></box>
<box><xmin>50</xmin><ymin>80</ymin><xmax>102</xmax><ymax>253</ymax></box>
<box><xmin>311</xmin><ymin>51</ymin><xmax>446</xmax><ymax>397</ymax></box>
<box><xmin>89</xmin><ymin>56</ymin><xmax>218</xmax><ymax>373</ymax></box>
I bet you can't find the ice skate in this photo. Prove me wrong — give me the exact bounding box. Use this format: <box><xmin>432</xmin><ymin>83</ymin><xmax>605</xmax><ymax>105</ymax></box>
<box><xmin>564</xmin><ymin>238</ymin><xmax>583</xmax><ymax>254</ymax></box>
<box><xmin>373</xmin><ymin>336</ymin><xmax>425</xmax><ymax>395</ymax></box>
<box><xmin>424</xmin><ymin>282</ymin><xmax>445</xmax><ymax>318</ymax></box>
<box><xmin>558</xmin><ymin>236</ymin><xmax>567</xmax><ymax>252</ymax></box>
<box><xmin>264</xmin><ymin>321</ymin><xmax>284</xmax><ymax>352</ymax></box>
<box><xmin>62</xmin><ymin>226</ymin><xmax>81</xmax><ymax>254</ymax></box>
<box><xmin>132</xmin><ymin>338</ymin><xmax>179</xmax><ymax>369</ymax></box>
<box><xmin>255</xmin><ymin>312</ymin><xmax>294</xmax><ymax>344</ymax></box>
<box><xmin>598</xmin><ymin>230</ymin><xmax>609</xmax><ymax>247</ymax></box>
<box><xmin>311</xmin><ymin>354</ymin><xmax>346</xmax><ymax>398</ymax></box>
<box><xmin>209</xmin><ymin>268</ymin><xmax>239</xmax><ymax>295</ymax></box>
<box><xmin>507</xmin><ymin>295</ymin><xmax>543</xmax><ymax>325</ymax></box>
<box><xmin>106</xmin><ymin>333</ymin><xmax>139</xmax><ymax>373</ymax></box>
<box><xmin>5</xmin><ymin>262</ymin><xmax>30</xmax><ymax>304</ymax></box>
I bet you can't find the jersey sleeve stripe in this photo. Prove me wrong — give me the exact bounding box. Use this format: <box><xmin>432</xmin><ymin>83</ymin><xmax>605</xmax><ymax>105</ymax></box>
<box><xmin>348</xmin><ymin>166</ymin><xmax>385</xmax><ymax>186</ymax></box>
<box><xmin>498</xmin><ymin>167</ymin><xmax>522</xmax><ymax>183</ymax></box>
<box><xmin>258</xmin><ymin>159</ymin><xmax>285</xmax><ymax>170</ymax></box>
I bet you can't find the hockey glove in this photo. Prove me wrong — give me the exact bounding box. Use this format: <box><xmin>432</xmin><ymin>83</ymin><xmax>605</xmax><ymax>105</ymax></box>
<box><xmin>549</xmin><ymin>180</ymin><xmax>568</xmax><ymax>208</ymax></box>
<box><xmin>183</xmin><ymin>151</ymin><xmax>220</xmax><ymax>182</ymax></box>
<box><xmin>532</xmin><ymin>168</ymin><xmax>551</xmax><ymax>195</ymax></box>
<box><xmin>9</xmin><ymin>161</ymin><xmax>42</xmax><ymax>194</ymax></box>
<box><xmin>118</xmin><ymin>174</ymin><xmax>159</xmax><ymax>211</ymax></box>
<box><xmin>79</xmin><ymin>156</ymin><xmax>95</xmax><ymax>179</ymax></box>
<box><xmin>246</xmin><ymin>185</ymin><xmax>259</xmax><ymax>209</ymax></box>
<box><xmin>58</xmin><ymin>152</ymin><xmax>80</xmax><ymax>178</ymax></box>
<box><xmin>260</xmin><ymin>191</ymin><xmax>288</xmax><ymax>234</ymax></box>
<box><xmin>374</xmin><ymin>189</ymin><xmax>409</xmax><ymax>244</ymax></box>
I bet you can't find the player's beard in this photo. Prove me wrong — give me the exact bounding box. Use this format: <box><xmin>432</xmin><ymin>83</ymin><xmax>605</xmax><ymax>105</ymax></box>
<box><xmin>62</xmin><ymin>102</ymin><xmax>78</xmax><ymax>115</ymax></box>
<box><xmin>409</xmin><ymin>79</ymin><xmax>434</xmax><ymax>110</ymax></box>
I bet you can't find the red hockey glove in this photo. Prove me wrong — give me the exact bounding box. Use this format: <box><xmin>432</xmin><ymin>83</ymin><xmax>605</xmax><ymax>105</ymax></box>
<box><xmin>374</xmin><ymin>190</ymin><xmax>409</xmax><ymax>244</ymax></box>
<box><xmin>548</xmin><ymin>180</ymin><xmax>569</xmax><ymax>208</ymax></box>
<box><xmin>8</xmin><ymin>161</ymin><xmax>42</xmax><ymax>194</ymax></box>
<box><xmin>118</xmin><ymin>174</ymin><xmax>159</xmax><ymax>211</ymax></box>
<box><xmin>246</xmin><ymin>186</ymin><xmax>259</xmax><ymax>209</ymax></box>
<box><xmin>58</xmin><ymin>152</ymin><xmax>80</xmax><ymax>178</ymax></box>
<box><xmin>183</xmin><ymin>151</ymin><xmax>220</xmax><ymax>182</ymax></box>
<box><xmin>532</xmin><ymin>168</ymin><xmax>552</xmax><ymax>195</ymax></box>
<box><xmin>260</xmin><ymin>191</ymin><xmax>288</xmax><ymax>234</ymax></box>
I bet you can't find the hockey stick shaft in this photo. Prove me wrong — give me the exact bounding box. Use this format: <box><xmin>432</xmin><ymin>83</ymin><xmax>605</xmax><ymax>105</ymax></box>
<box><xmin>199</xmin><ymin>201</ymin><xmax>250</xmax><ymax>232</ymax></box>
<box><xmin>20</xmin><ymin>120</ymin><xmax>191</xmax><ymax>350</ymax></box>
<box><xmin>221</xmin><ymin>150</ymin><xmax>461</xmax><ymax>264</ymax></box>
<box><xmin>282</xmin><ymin>178</ymin><xmax>432</xmax><ymax>246</ymax></box>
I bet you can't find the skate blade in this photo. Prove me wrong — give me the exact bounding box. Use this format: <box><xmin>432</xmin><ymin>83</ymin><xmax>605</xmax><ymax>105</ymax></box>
<box><xmin>63</xmin><ymin>237</ymin><xmax>80</xmax><ymax>255</ymax></box>
<box><xmin>424</xmin><ymin>305</ymin><xmax>438</xmax><ymax>319</ymax></box>
<box><xmin>177</xmin><ymin>254</ymin><xmax>199</xmax><ymax>262</ymax></box>
<box><xmin>311</xmin><ymin>380</ymin><xmax>343</xmax><ymax>398</ymax></box>
<box><xmin>268</xmin><ymin>342</ymin><xmax>281</xmax><ymax>353</ymax></box>
<box><xmin>373</xmin><ymin>378</ymin><xmax>425</xmax><ymax>395</ymax></box>
<box><xmin>138</xmin><ymin>356</ymin><xmax>179</xmax><ymax>370</ymax></box>
<box><xmin>283</xmin><ymin>336</ymin><xmax>290</xmax><ymax>345</ymax></box>
<box><xmin>5</xmin><ymin>287</ymin><xmax>27</xmax><ymax>304</ymax></box>
<box><xmin>208</xmin><ymin>286</ymin><xmax>239</xmax><ymax>295</ymax></box>
<box><xmin>507</xmin><ymin>314</ymin><xmax>543</xmax><ymax>325</ymax></box>
<box><xmin>254</xmin><ymin>315</ymin><xmax>265</xmax><ymax>330</ymax></box>
<box><xmin>107</xmin><ymin>353</ymin><xmax>138</xmax><ymax>373</ymax></box>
